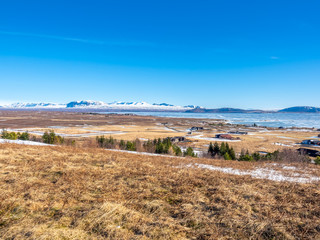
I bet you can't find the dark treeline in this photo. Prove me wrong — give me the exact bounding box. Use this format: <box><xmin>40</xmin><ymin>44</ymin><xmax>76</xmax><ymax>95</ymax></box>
<box><xmin>2</xmin><ymin>128</ymin><xmax>318</xmax><ymax>164</ymax></box>
<box><xmin>1</xmin><ymin>129</ymin><xmax>75</xmax><ymax>146</ymax></box>
<box><xmin>42</xmin><ymin>130</ymin><xmax>64</xmax><ymax>144</ymax></box>
<box><xmin>96</xmin><ymin>136</ymin><xmax>197</xmax><ymax>157</ymax></box>
<box><xmin>1</xmin><ymin>129</ymin><xmax>30</xmax><ymax>140</ymax></box>
<box><xmin>41</xmin><ymin>130</ymin><xmax>75</xmax><ymax>146</ymax></box>
<box><xmin>207</xmin><ymin>142</ymin><xmax>236</xmax><ymax>160</ymax></box>
<box><xmin>207</xmin><ymin>142</ymin><xmax>318</xmax><ymax>164</ymax></box>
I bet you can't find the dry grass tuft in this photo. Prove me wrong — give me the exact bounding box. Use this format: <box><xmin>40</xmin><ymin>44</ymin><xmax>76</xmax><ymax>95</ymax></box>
<box><xmin>0</xmin><ymin>144</ymin><xmax>319</xmax><ymax>239</ymax></box>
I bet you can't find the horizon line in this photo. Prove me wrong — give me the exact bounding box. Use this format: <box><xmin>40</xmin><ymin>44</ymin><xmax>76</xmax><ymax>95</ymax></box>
<box><xmin>0</xmin><ymin>100</ymin><xmax>319</xmax><ymax>111</ymax></box>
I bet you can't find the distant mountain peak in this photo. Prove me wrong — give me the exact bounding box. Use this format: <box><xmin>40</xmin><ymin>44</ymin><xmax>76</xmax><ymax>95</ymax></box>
<box><xmin>3</xmin><ymin>102</ymin><xmax>66</xmax><ymax>108</ymax></box>
<box><xmin>153</xmin><ymin>103</ymin><xmax>174</xmax><ymax>107</ymax></box>
<box><xmin>278</xmin><ymin>106</ymin><xmax>320</xmax><ymax>113</ymax></box>
<box><xmin>1</xmin><ymin>100</ymin><xmax>196</xmax><ymax>111</ymax></box>
<box><xmin>66</xmin><ymin>100</ymin><xmax>106</xmax><ymax>108</ymax></box>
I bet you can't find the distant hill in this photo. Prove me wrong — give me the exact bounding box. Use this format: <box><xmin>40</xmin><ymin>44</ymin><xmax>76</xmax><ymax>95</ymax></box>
<box><xmin>278</xmin><ymin>106</ymin><xmax>320</xmax><ymax>113</ymax></box>
<box><xmin>186</xmin><ymin>107</ymin><xmax>266</xmax><ymax>113</ymax></box>
<box><xmin>187</xmin><ymin>106</ymin><xmax>320</xmax><ymax>113</ymax></box>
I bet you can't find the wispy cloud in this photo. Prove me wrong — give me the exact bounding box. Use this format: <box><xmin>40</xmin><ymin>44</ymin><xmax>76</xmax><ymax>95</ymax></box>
<box><xmin>0</xmin><ymin>30</ymin><xmax>155</xmax><ymax>47</ymax></box>
<box><xmin>270</xmin><ymin>56</ymin><xmax>279</xmax><ymax>60</ymax></box>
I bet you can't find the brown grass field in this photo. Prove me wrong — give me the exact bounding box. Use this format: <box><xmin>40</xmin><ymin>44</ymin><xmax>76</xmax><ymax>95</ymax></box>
<box><xmin>1</xmin><ymin>144</ymin><xmax>320</xmax><ymax>239</ymax></box>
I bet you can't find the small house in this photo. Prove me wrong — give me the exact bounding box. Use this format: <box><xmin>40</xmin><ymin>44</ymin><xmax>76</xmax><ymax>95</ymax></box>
<box><xmin>228</xmin><ymin>131</ymin><xmax>248</xmax><ymax>135</ymax></box>
<box><xmin>301</xmin><ymin>140</ymin><xmax>320</xmax><ymax>146</ymax></box>
<box><xmin>170</xmin><ymin>136</ymin><xmax>185</xmax><ymax>143</ymax></box>
<box><xmin>215</xmin><ymin>134</ymin><xmax>233</xmax><ymax>140</ymax></box>
<box><xmin>298</xmin><ymin>148</ymin><xmax>320</xmax><ymax>157</ymax></box>
<box><xmin>190</xmin><ymin>127</ymin><xmax>204</xmax><ymax>131</ymax></box>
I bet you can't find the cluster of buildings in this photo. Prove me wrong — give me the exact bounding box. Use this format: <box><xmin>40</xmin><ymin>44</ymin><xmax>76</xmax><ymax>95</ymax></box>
<box><xmin>301</xmin><ymin>139</ymin><xmax>320</xmax><ymax>146</ymax></box>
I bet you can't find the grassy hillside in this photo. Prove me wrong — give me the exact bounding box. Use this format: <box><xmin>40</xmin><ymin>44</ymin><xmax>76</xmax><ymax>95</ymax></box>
<box><xmin>0</xmin><ymin>144</ymin><xmax>319</xmax><ymax>239</ymax></box>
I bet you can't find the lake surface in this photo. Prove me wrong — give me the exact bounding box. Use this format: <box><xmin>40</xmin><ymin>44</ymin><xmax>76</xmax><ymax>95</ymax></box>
<box><xmin>103</xmin><ymin>112</ymin><xmax>320</xmax><ymax>128</ymax></box>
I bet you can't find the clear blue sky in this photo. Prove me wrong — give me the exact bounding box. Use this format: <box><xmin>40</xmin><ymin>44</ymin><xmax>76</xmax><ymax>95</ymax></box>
<box><xmin>0</xmin><ymin>0</ymin><xmax>319</xmax><ymax>109</ymax></box>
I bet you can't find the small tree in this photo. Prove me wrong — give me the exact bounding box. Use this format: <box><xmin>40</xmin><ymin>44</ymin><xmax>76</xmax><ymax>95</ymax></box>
<box><xmin>126</xmin><ymin>141</ymin><xmax>136</xmax><ymax>151</ymax></box>
<box><xmin>172</xmin><ymin>145</ymin><xmax>182</xmax><ymax>156</ymax></box>
<box><xmin>213</xmin><ymin>142</ymin><xmax>220</xmax><ymax>156</ymax></box>
<box><xmin>220</xmin><ymin>142</ymin><xmax>227</xmax><ymax>156</ymax></box>
<box><xmin>155</xmin><ymin>141</ymin><xmax>164</xmax><ymax>154</ymax></box>
<box><xmin>224</xmin><ymin>152</ymin><xmax>232</xmax><ymax>160</ymax></box>
<box><xmin>184</xmin><ymin>147</ymin><xmax>197</xmax><ymax>157</ymax></box>
<box><xmin>18</xmin><ymin>131</ymin><xmax>30</xmax><ymax>140</ymax></box>
<box><xmin>239</xmin><ymin>154</ymin><xmax>254</xmax><ymax>162</ymax></box>
<box><xmin>119</xmin><ymin>140</ymin><xmax>126</xmax><ymax>150</ymax></box>
<box><xmin>96</xmin><ymin>136</ymin><xmax>105</xmax><ymax>147</ymax></box>
<box><xmin>225</xmin><ymin>143</ymin><xmax>230</xmax><ymax>153</ymax></box>
<box><xmin>252</xmin><ymin>152</ymin><xmax>261</xmax><ymax>161</ymax></box>
<box><xmin>229</xmin><ymin>147</ymin><xmax>236</xmax><ymax>160</ymax></box>
<box><xmin>208</xmin><ymin>142</ymin><xmax>214</xmax><ymax>157</ymax></box>
<box><xmin>1</xmin><ymin>129</ymin><xmax>18</xmax><ymax>140</ymax></box>
<box><xmin>42</xmin><ymin>130</ymin><xmax>63</xmax><ymax>144</ymax></box>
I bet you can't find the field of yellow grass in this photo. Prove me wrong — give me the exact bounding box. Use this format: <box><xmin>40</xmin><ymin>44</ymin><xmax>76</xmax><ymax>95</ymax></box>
<box><xmin>1</xmin><ymin>144</ymin><xmax>319</xmax><ymax>239</ymax></box>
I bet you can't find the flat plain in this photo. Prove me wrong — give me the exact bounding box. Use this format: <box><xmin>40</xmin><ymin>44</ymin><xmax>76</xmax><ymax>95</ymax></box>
<box><xmin>0</xmin><ymin>110</ymin><xmax>320</xmax><ymax>239</ymax></box>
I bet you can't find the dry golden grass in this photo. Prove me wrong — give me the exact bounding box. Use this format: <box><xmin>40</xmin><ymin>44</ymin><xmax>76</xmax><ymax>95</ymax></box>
<box><xmin>0</xmin><ymin>144</ymin><xmax>320</xmax><ymax>239</ymax></box>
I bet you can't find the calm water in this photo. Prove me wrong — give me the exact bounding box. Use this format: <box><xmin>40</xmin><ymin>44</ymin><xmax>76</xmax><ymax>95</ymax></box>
<box><xmin>103</xmin><ymin>112</ymin><xmax>320</xmax><ymax>128</ymax></box>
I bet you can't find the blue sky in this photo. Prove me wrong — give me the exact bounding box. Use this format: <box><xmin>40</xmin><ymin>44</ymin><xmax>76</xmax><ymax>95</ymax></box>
<box><xmin>0</xmin><ymin>0</ymin><xmax>319</xmax><ymax>109</ymax></box>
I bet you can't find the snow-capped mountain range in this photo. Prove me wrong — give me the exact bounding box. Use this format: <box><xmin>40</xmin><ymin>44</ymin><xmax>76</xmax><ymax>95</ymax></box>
<box><xmin>0</xmin><ymin>100</ymin><xmax>197</xmax><ymax>111</ymax></box>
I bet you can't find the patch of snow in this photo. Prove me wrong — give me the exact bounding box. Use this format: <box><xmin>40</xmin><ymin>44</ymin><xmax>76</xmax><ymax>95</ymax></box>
<box><xmin>105</xmin><ymin>149</ymin><xmax>184</xmax><ymax>158</ymax></box>
<box><xmin>286</xmin><ymin>129</ymin><xmax>314</xmax><ymax>132</ymax></box>
<box><xmin>277</xmin><ymin>136</ymin><xmax>296</xmax><ymax>139</ymax></box>
<box><xmin>258</xmin><ymin>129</ymin><xmax>271</xmax><ymax>133</ymax></box>
<box><xmin>282</xmin><ymin>166</ymin><xmax>297</xmax><ymax>170</ymax></box>
<box><xmin>54</xmin><ymin>131</ymin><xmax>125</xmax><ymax>137</ymax></box>
<box><xmin>189</xmin><ymin>163</ymin><xmax>320</xmax><ymax>184</ymax></box>
<box><xmin>273</xmin><ymin>142</ymin><xmax>293</xmax><ymax>147</ymax></box>
<box><xmin>188</xmin><ymin>135</ymin><xmax>241</xmax><ymax>142</ymax></box>
<box><xmin>138</xmin><ymin>138</ymin><xmax>149</xmax><ymax>141</ymax></box>
<box><xmin>0</xmin><ymin>139</ymin><xmax>53</xmax><ymax>146</ymax></box>
<box><xmin>179</xmin><ymin>147</ymin><xmax>203</xmax><ymax>157</ymax></box>
<box><xmin>6</xmin><ymin>129</ymin><xmax>125</xmax><ymax>137</ymax></box>
<box><xmin>163</xmin><ymin>127</ymin><xmax>178</xmax><ymax>132</ymax></box>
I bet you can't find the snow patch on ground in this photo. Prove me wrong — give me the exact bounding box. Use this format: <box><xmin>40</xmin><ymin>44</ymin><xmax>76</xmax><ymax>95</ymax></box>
<box><xmin>2</xmin><ymin>139</ymin><xmax>317</xmax><ymax>184</ymax></box>
<box><xmin>277</xmin><ymin>136</ymin><xmax>296</xmax><ymax>139</ymax></box>
<box><xmin>273</xmin><ymin>142</ymin><xmax>293</xmax><ymax>147</ymax></box>
<box><xmin>286</xmin><ymin>129</ymin><xmax>314</xmax><ymax>132</ymax></box>
<box><xmin>188</xmin><ymin>163</ymin><xmax>320</xmax><ymax>184</ymax></box>
<box><xmin>5</xmin><ymin>129</ymin><xmax>125</xmax><ymax>138</ymax></box>
<box><xmin>253</xmin><ymin>136</ymin><xmax>265</xmax><ymax>139</ymax></box>
<box><xmin>188</xmin><ymin>135</ymin><xmax>241</xmax><ymax>142</ymax></box>
<box><xmin>105</xmin><ymin>149</ymin><xmax>183</xmax><ymax>158</ymax></box>
<box><xmin>0</xmin><ymin>139</ymin><xmax>53</xmax><ymax>146</ymax></box>
<box><xmin>106</xmin><ymin>149</ymin><xmax>319</xmax><ymax>184</ymax></box>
